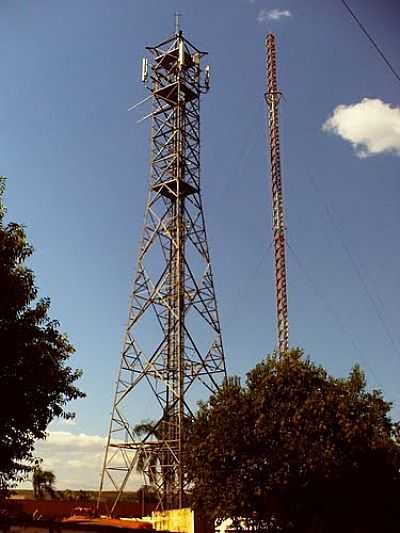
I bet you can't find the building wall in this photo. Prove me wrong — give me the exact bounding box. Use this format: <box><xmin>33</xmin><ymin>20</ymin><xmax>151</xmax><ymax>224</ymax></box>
<box><xmin>152</xmin><ymin>508</ymin><xmax>194</xmax><ymax>533</ymax></box>
<box><xmin>151</xmin><ymin>508</ymin><xmax>213</xmax><ymax>533</ymax></box>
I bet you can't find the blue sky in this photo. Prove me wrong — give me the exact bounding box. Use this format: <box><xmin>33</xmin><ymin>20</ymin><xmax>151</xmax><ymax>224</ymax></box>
<box><xmin>2</xmin><ymin>0</ymin><xmax>399</xmax><ymax>489</ymax></box>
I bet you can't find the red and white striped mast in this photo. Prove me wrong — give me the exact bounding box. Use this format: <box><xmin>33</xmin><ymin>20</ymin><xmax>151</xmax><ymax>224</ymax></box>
<box><xmin>265</xmin><ymin>34</ymin><xmax>289</xmax><ymax>355</ymax></box>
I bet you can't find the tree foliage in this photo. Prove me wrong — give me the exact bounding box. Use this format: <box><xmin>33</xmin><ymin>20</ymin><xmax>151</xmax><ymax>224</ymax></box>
<box><xmin>185</xmin><ymin>349</ymin><xmax>400</xmax><ymax>533</ymax></box>
<box><xmin>133</xmin><ymin>420</ymin><xmax>161</xmax><ymax>485</ymax></box>
<box><xmin>32</xmin><ymin>464</ymin><xmax>56</xmax><ymax>499</ymax></box>
<box><xmin>0</xmin><ymin>178</ymin><xmax>85</xmax><ymax>494</ymax></box>
<box><xmin>61</xmin><ymin>489</ymin><xmax>94</xmax><ymax>503</ymax></box>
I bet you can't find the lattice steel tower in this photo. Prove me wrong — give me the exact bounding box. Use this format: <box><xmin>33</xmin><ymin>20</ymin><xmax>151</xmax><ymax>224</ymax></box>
<box><xmin>98</xmin><ymin>26</ymin><xmax>226</xmax><ymax>513</ymax></box>
<box><xmin>265</xmin><ymin>34</ymin><xmax>289</xmax><ymax>354</ymax></box>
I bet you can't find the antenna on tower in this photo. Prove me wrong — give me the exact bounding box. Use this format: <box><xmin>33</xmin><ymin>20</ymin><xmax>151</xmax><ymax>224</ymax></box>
<box><xmin>175</xmin><ymin>12</ymin><xmax>181</xmax><ymax>34</ymax></box>
<box><xmin>265</xmin><ymin>33</ymin><xmax>289</xmax><ymax>355</ymax></box>
<box><xmin>204</xmin><ymin>65</ymin><xmax>210</xmax><ymax>90</ymax></box>
<box><xmin>141</xmin><ymin>57</ymin><xmax>148</xmax><ymax>83</ymax></box>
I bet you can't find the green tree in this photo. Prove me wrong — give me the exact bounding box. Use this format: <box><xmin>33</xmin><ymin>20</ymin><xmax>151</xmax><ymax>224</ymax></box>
<box><xmin>32</xmin><ymin>465</ymin><xmax>56</xmax><ymax>499</ymax></box>
<box><xmin>185</xmin><ymin>349</ymin><xmax>400</xmax><ymax>533</ymax></box>
<box><xmin>62</xmin><ymin>489</ymin><xmax>75</xmax><ymax>501</ymax></box>
<box><xmin>76</xmin><ymin>490</ymin><xmax>93</xmax><ymax>504</ymax></box>
<box><xmin>0</xmin><ymin>178</ymin><xmax>85</xmax><ymax>495</ymax></box>
<box><xmin>133</xmin><ymin>420</ymin><xmax>162</xmax><ymax>485</ymax></box>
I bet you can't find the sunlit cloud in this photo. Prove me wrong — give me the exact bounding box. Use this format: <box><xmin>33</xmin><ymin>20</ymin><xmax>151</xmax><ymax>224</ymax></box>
<box><xmin>323</xmin><ymin>98</ymin><xmax>400</xmax><ymax>158</ymax></box>
<box><xmin>18</xmin><ymin>431</ymin><xmax>142</xmax><ymax>491</ymax></box>
<box><xmin>257</xmin><ymin>8</ymin><xmax>292</xmax><ymax>22</ymax></box>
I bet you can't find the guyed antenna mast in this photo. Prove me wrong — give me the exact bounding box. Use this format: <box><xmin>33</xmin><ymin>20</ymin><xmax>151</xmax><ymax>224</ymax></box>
<box><xmin>265</xmin><ymin>34</ymin><xmax>289</xmax><ymax>355</ymax></box>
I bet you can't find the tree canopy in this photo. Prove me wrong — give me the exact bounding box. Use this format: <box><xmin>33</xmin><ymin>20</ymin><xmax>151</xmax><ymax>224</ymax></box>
<box><xmin>185</xmin><ymin>349</ymin><xmax>400</xmax><ymax>533</ymax></box>
<box><xmin>32</xmin><ymin>463</ymin><xmax>56</xmax><ymax>500</ymax></box>
<box><xmin>0</xmin><ymin>178</ymin><xmax>85</xmax><ymax>495</ymax></box>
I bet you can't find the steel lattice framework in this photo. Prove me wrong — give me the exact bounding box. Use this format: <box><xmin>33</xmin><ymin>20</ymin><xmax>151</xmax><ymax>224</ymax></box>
<box><xmin>98</xmin><ymin>28</ymin><xmax>226</xmax><ymax>513</ymax></box>
<box><xmin>265</xmin><ymin>34</ymin><xmax>289</xmax><ymax>354</ymax></box>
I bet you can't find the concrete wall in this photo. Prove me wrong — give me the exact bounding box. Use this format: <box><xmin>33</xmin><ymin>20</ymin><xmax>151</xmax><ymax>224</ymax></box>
<box><xmin>151</xmin><ymin>508</ymin><xmax>194</xmax><ymax>533</ymax></box>
<box><xmin>151</xmin><ymin>508</ymin><xmax>213</xmax><ymax>533</ymax></box>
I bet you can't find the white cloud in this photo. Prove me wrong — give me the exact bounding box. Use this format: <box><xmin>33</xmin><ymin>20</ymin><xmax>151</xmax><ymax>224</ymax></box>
<box><xmin>322</xmin><ymin>98</ymin><xmax>400</xmax><ymax>158</ymax></box>
<box><xmin>18</xmin><ymin>431</ymin><xmax>142</xmax><ymax>491</ymax></box>
<box><xmin>257</xmin><ymin>8</ymin><xmax>292</xmax><ymax>22</ymax></box>
<box><xmin>50</xmin><ymin>418</ymin><xmax>77</xmax><ymax>427</ymax></box>
<box><xmin>40</xmin><ymin>431</ymin><xmax>104</xmax><ymax>450</ymax></box>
